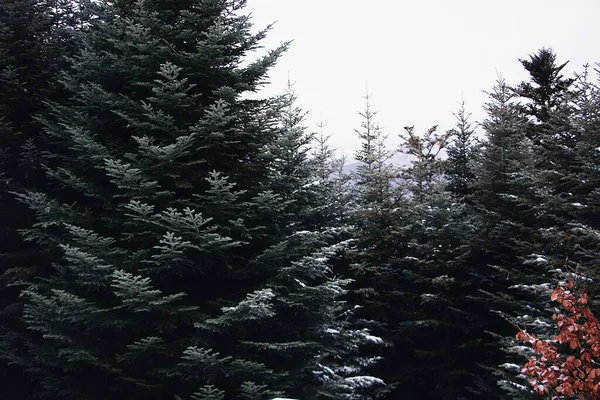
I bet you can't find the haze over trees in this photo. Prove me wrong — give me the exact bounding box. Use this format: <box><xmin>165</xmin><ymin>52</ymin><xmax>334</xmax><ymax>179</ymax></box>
<box><xmin>1</xmin><ymin>1</ymin><xmax>599</xmax><ymax>399</ymax></box>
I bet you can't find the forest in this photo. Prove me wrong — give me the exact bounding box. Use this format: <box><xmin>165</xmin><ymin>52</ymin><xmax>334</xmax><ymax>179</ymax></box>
<box><xmin>1</xmin><ymin>0</ymin><xmax>599</xmax><ymax>399</ymax></box>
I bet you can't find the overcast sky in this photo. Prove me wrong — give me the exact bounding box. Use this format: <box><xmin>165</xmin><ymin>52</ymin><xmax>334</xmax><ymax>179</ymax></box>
<box><xmin>244</xmin><ymin>0</ymin><xmax>600</xmax><ymax>159</ymax></box>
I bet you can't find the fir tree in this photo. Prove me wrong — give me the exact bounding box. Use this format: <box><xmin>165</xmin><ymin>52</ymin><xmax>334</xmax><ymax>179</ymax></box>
<box><xmin>471</xmin><ymin>76</ymin><xmax>556</xmax><ymax>399</ymax></box>
<box><xmin>513</xmin><ymin>53</ymin><xmax>600</xmax><ymax>304</ymax></box>
<box><xmin>0</xmin><ymin>0</ymin><xmax>80</xmax><ymax>294</ymax></box>
<box><xmin>533</xmin><ymin>64</ymin><xmax>600</xmax><ymax>304</ymax></box>
<box><xmin>386</xmin><ymin>116</ymin><xmax>482</xmax><ymax>399</ymax></box>
<box><xmin>352</xmin><ymin>91</ymin><xmax>402</xmax><ymax>258</ymax></box>
<box><xmin>399</xmin><ymin>125</ymin><xmax>451</xmax><ymax>203</ymax></box>
<box><xmin>265</xmin><ymin>77</ymin><xmax>317</xmax><ymax>232</ymax></box>
<box><xmin>7</xmin><ymin>0</ymin><xmax>306</xmax><ymax>398</ymax></box>
<box><xmin>444</xmin><ymin>100</ymin><xmax>479</xmax><ymax>200</ymax></box>
<box><xmin>7</xmin><ymin>2</ymin><xmax>385</xmax><ymax>397</ymax></box>
<box><xmin>249</xmin><ymin>84</ymin><xmax>385</xmax><ymax>399</ymax></box>
<box><xmin>513</xmin><ymin>49</ymin><xmax>578</xmax><ymax>238</ymax></box>
<box><xmin>396</xmin><ymin>188</ymin><xmax>484</xmax><ymax>400</ymax></box>
<box><xmin>309</xmin><ymin>118</ymin><xmax>353</xmax><ymax>229</ymax></box>
<box><xmin>344</xmin><ymin>91</ymin><xmax>407</xmax><ymax>398</ymax></box>
<box><xmin>513</xmin><ymin>47</ymin><xmax>575</xmax><ymax>142</ymax></box>
<box><xmin>567</xmin><ymin>64</ymin><xmax>600</xmax><ymax>281</ymax></box>
<box><xmin>252</xmin><ymin>230</ymin><xmax>386</xmax><ymax>400</ymax></box>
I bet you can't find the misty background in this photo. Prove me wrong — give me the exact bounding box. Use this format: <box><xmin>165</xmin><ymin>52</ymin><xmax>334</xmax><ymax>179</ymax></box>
<box><xmin>244</xmin><ymin>0</ymin><xmax>600</xmax><ymax>164</ymax></box>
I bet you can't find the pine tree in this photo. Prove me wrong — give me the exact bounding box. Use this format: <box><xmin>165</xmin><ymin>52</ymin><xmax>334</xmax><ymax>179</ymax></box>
<box><xmin>252</xmin><ymin>230</ymin><xmax>386</xmax><ymax>400</ymax></box>
<box><xmin>397</xmin><ymin>189</ymin><xmax>484</xmax><ymax>400</ymax></box>
<box><xmin>249</xmin><ymin>84</ymin><xmax>385</xmax><ymax>399</ymax></box>
<box><xmin>481</xmin><ymin>49</ymin><xmax>600</xmax><ymax>400</ymax></box>
<box><xmin>309</xmin><ymin>118</ymin><xmax>353</xmax><ymax>229</ymax></box>
<box><xmin>382</xmin><ymin>117</ymin><xmax>483</xmax><ymax>399</ymax></box>
<box><xmin>264</xmin><ymin>77</ymin><xmax>317</xmax><ymax>232</ymax></box>
<box><xmin>513</xmin><ymin>47</ymin><xmax>574</xmax><ymax>142</ymax></box>
<box><xmin>513</xmin><ymin>48</ymin><xmax>579</xmax><ymax>241</ymax></box>
<box><xmin>0</xmin><ymin>0</ymin><xmax>79</xmax><ymax>294</ymax></box>
<box><xmin>7</xmin><ymin>2</ymin><xmax>386</xmax><ymax>397</ymax></box>
<box><xmin>444</xmin><ymin>100</ymin><xmax>479</xmax><ymax>200</ymax></box>
<box><xmin>341</xmin><ymin>91</ymin><xmax>409</xmax><ymax>398</ymax></box>
<box><xmin>352</xmin><ymin>91</ymin><xmax>402</xmax><ymax>258</ymax></box>
<box><xmin>476</xmin><ymin>77</ymin><xmax>539</xmax><ymax>234</ymax></box>
<box><xmin>510</xmin><ymin>56</ymin><xmax>600</xmax><ymax>400</ymax></box>
<box><xmin>470</xmin><ymin>76</ymin><xmax>557</xmax><ymax>399</ymax></box>
<box><xmin>399</xmin><ymin>125</ymin><xmax>451</xmax><ymax>203</ymax></box>
<box><xmin>7</xmin><ymin>0</ymin><xmax>309</xmax><ymax>398</ymax></box>
<box><xmin>533</xmin><ymin>64</ymin><xmax>600</xmax><ymax>305</ymax></box>
<box><xmin>566</xmin><ymin>64</ymin><xmax>600</xmax><ymax>290</ymax></box>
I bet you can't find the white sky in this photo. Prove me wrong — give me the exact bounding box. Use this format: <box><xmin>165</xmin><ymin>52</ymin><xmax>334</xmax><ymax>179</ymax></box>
<box><xmin>244</xmin><ymin>0</ymin><xmax>600</xmax><ymax>159</ymax></box>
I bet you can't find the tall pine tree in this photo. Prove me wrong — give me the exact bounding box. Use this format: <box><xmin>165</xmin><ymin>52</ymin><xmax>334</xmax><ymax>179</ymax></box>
<box><xmin>513</xmin><ymin>47</ymin><xmax>574</xmax><ymax>142</ymax></box>
<box><xmin>444</xmin><ymin>101</ymin><xmax>478</xmax><ymax>200</ymax></box>
<box><xmin>7</xmin><ymin>0</ymin><xmax>294</xmax><ymax>398</ymax></box>
<box><xmin>471</xmin><ymin>76</ymin><xmax>555</xmax><ymax>399</ymax></box>
<box><xmin>246</xmin><ymin>81</ymin><xmax>386</xmax><ymax>400</ymax></box>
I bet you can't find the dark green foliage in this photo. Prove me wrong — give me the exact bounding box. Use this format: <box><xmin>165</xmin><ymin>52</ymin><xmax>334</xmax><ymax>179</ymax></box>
<box><xmin>247</xmin><ymin>82</ymin><xmax>386</xmax><ymax>399</ymax></box>
<box><xmin>491</xmin><ymin>54</ymin><xmax>600</xmax><ymax>400</ymax></box>
<box><xmin>513</xmin><ymin>47</ymin><xmax>574</xmax><ymax>141</ymax></box>
<box><xmin>253</xmin><ymin>228</ymin><xmax>386</xmax><ymax>400</ymax></box>
<box><xmin>6</xmin><ymin>0</ymin><xmax>298</xmax><ymax>398</ymax></box>
<box><xmin>264</xmin><ymin>79</ymin><xmax>317</xmax><ymax>232</ymax></box>
<box><xmin>375</xmin><ymin>120</ymin><xmax>483</xmax><ymax>399</ymax></box>
<box><xmin>310</xmin><ymin>119</ymin><xmax>354</xmax><ymax>228</ymax></box>
<box><xmin>3</xmin><ymin>1</ymin><xmax>383</xmax><ymax>397</ymax></box>
<box><xmin>342</xmin><ymin>92</ymin><xmax>408</xmax><ymax>398</ymax></box>
<box><xmin>444</xmin><ymin>101</ymin><xmax>478</xmax><ymax>200</ymax></box>
<box><xmin>2</xmin><ymin>2</ymin><xmax>599</xmax><ymax>396</ymax></box>
<box><xmin>0</xmin><ymin>0</ymin><xmax>82</xmax><ymax>396</ymax></box>
<box><xmin>468</xmin><ymin>77</ymin><xmax>559</xmax><ymax>399</ymax></box>
<box><xmin>397</xmin><ymin>191</ymin><xmax>485</xmax><ymax>400</ymax></box>
<box><xmin>0</xmin><ymin>0</ymin><xmax>78</xmax><ymax>294</ymax></box>
<box><xmin>352</xmin><ymin>92</ymin><xmax>403</xmax><ymax>260</ymax></box>
<box><xmin>532</xmin><ymin>65</ymin><xmax>600</xmax><ymax>304</ymax></box>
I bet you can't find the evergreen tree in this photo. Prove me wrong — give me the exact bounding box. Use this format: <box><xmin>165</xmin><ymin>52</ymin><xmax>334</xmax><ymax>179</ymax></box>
<box><xmin>312</xmin><ymin>119</ymin><xmax>336</xmax><ymax>184</ymax></box>
<box><xmin>342</xmin><ymin>91</ymin><xmax>408</xmax><ymax>398</ymax></box>
<box><xmin>5</xmin><ymin>0</ymin><xmax>312</xmax><ymax>398</ymax></box>
<box><xmin>247</xmin><ymin>82</ymin><xmax>386</xmax><ymax>399</ymax></box>
<box><xmin>470</xmin><ymin>77</ymin><xmax>556</xmax><ymax>399</ymax></box>
<box><xmin>385</xmin><ymin>119</ymin><xmax>483</xmax><ymax>399</ymax></box>
<box><xmin>352</xmin><ymin>91</ymin><xmax>402</xmax><ymax>257</ymax></box>
<box><xmin>513</xmin><ymin>48</ymin><xmax>578</xmax><ymax>239</ymax></box>
<box><xmin>399</xmin><ymin>125</ymin><xmax>451</xmax><ymax>203</ymax></box>
<box><xmin>476</xmin><ymin>77</ymin><xmax>539</xmax><ymax>236</ymax></box>
<box><xmin>253</xmin><ymin>230</ymin><xmax>386</xmax><ymax>400</ymax></box>
<box><xmin>310</xmin><ymin>118</ymin><xmax>353</xmax><ymax>229</ymax></box>
<box><xmin>0</xmin><ymin>0</ymin><xmax>79</xmax><ymax>297</ymax></box>
<box><xmin>5</xmin><ymin>2</ymin><xmax>384</xmax><ymax>397</ymax></box>
<box><xmin>514</xmin><ymin>53</ymin><xmax>600</xmax><ymax>297</ymax></box>
<box><xmin>533</xmin><ymin>64</ymin><xmax>600</xmax><ymax>303</ymax></box>
<box><xmin>396</xmin><ymin>188</ymin><xmax>484</xmax><ymax>400</ymax></box>
<box><xmin>510</xmin><ymin>56</ymin><xmax>600</xmax><ymax>400</ymax></box>
<box><xmin>265</xmin><ymin>78</ymin><xmax>317</xmax><ymax>232</ymax></box>
<box><xmin>513</xmin><ymin>47</ymin><xmax>574</xmax><ymax>142</ymax></box>
<box><xmin>566</xmin><ymin>65</ymin><xmax>600</xmax><ymax>284</ymax></box>
<box><xmin>444</xmin><ymin>100</ymin><xmax>479</xmax><ymax>200</ymax></box>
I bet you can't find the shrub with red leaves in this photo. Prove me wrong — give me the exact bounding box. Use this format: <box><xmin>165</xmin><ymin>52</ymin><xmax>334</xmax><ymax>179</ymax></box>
<box><xmin>516</xmin><ymin>280</ymin><xmax>600</xmax><ymax>399</ymax></box>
